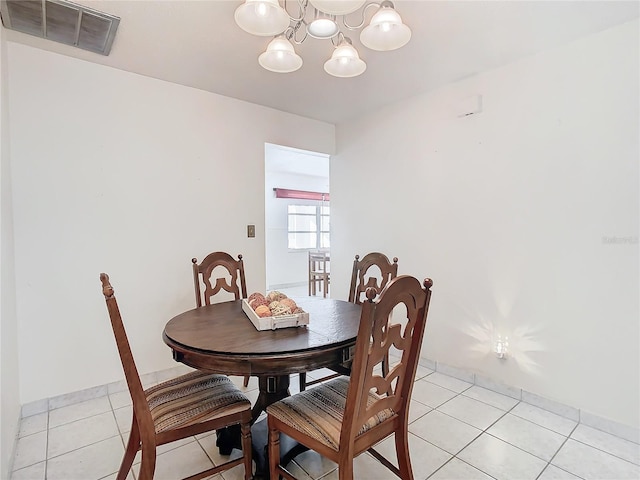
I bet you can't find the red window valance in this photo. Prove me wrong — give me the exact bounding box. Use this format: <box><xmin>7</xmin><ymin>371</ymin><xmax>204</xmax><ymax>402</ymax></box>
<box><xmin>274</xmin><ymin>188</ymin><xmax>330</xmax><ymax>201</ymax></box>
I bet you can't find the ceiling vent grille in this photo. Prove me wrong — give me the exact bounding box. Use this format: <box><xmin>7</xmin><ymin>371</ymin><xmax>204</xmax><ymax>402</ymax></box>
<box><xmin>0</xmin><ymin>0</ymin><xmax>119</xmax><ymax>55</ymax></box>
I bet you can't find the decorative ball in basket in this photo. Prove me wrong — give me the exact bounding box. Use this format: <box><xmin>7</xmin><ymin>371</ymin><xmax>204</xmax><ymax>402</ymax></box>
<box><xmin>243</xmin><ymin>291</ymin><xmax>309</xmax><ymax>330</ymax></box>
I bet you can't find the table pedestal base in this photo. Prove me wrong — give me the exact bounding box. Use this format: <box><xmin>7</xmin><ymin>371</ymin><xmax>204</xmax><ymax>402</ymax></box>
<box><xmin>215</xmin><ymin>374</ymin><xmax>308</xmax><ymax>478</ymax></box>
<box><xmin>214</xmin><ymin>421</ymin><xmax>307</xmax><ymax>479</ymax></box>
<box><xmin>251</xmin><ymin>375</ymin><xmax>290</xmax><ymax>420</ymax></box>
<box><xmin>215</xmin><ymin>424</ymin><xmax>241</xmax><ymax>455</ymax></box>
<box><xmin>251</xmin><ymin>418</ymin><xmax>309</xmax><ymax>480</ymax></box>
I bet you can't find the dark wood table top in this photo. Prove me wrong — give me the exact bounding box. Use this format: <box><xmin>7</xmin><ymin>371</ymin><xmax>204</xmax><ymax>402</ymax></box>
<box><xmin>163</xmin><ymin>297</ymin><xmax>362</xmax><ymax>377</ymax></box>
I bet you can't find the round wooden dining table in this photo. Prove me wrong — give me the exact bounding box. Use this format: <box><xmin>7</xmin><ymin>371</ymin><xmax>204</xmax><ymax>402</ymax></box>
<box><xmin>163</xmin><ymin>296</ymin><xmax>362</xmax><ymax>478</ymax></box>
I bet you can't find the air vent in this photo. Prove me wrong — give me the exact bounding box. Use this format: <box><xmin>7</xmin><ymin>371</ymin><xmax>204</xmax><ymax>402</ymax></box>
<box><xmin>0</xmin><ymin>0</ymin><xmax>119</xmax><ymax>55</ymax></box>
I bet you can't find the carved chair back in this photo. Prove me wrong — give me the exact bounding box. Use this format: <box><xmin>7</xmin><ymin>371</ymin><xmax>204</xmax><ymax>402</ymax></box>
<box><xmin>348</xmin><ymin>252</ymin><xmax>398</xmax><ymax>305</ymax></box>
<box><xmin>342</xmin><ymin>276</ymin><xmax>432</xmax><ymax>459</ymax></box>
<box><xmin>192</xmin><ymin>252</ymin><xmax>248</xmax><ymax>307</ymax></box>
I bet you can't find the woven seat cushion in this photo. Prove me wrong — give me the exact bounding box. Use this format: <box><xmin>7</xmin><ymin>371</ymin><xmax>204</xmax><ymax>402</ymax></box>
<box><xmin>146</xmin><ymin>371</ymin><xmax>250</xmax><ymax>433</ymax></box>
<box><xmin>266</xmin><ymin>376</ymin><xmax>394</xmax><ymax>451</ymax></box>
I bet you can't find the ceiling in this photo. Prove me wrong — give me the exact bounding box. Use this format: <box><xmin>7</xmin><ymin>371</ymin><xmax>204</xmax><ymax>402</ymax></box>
<box><xmin>2</xmin><ymin>1</ymin><xmax>638</xmax><ymax>124</ymax></box>
<box><xmin>266</xmin><ymin>143</ymin><xmax>330</xmax><ymax>177</ymax></box>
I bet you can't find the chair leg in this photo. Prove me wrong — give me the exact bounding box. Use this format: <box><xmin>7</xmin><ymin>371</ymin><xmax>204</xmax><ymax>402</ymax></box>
<box><xmin>240</xmin><ymin>420</ymin><xmax>253</xmax><ymax>480</ymax></box>
<box><xmin>137</xmin><ymin>442</ymin><xmax>157</xmax><ymax>480</ymax></box>
<box><xmin>243</xmin><ymin>375</ymin><xmax>250</xmax><ymax>388</ymax></box>
<box><xmin>117</xmin><ymin>419</ymin><xmax>141</xmax><ymax>480</ymax></box>
<box><xmin>299</xmin><ymin>372</ymin><xmax>307</xmax><ymax>392</ymax></box>
<box><xmin>268</xmin><ymin>420</ymin><xmax>281</xmax><ymax>480</ymax></box>
<box><xmin>395</xmin><ymin>424</ymin><xmax>414</xmax><ymax>480</ymax></box>
<box><xmin>338</xmin><ymin>455</ymin><xmax>354</xmax><ymax>480</ymax></box>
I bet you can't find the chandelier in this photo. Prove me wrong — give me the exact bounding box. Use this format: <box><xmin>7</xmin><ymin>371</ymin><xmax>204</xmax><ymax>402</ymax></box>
<box><xmin>234</xmin><ymin>0</ymin><xmax>411</xmax><ymax>78</ymax></box>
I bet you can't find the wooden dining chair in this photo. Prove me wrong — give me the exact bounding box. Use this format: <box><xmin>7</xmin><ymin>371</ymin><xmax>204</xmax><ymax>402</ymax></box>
<box><xmin>348</xmin><ymin>252</ymin><xmax>399</xmax><ymax>305</ymax></box>
<box><xmin>308</xmin><ymin>250</ymin><xmax>330</xmax><ymax>298</ymax></box>
<box><xmin>299</xmin><ymin>252</ymin><xmax>399</xmax><ymax>392</ymax></box>
<box><xmin>349</xmin><ymin>252</ymin><xmax>399</xmax><ymax>377</ymax></box>
<box><xmin>100</xmin><ymin>273</ymin><xmax>253</xmax><ymax>480</ymax></box>
<box><xmin>192</xmin><ymin>251</ymin><xmax>248</xmax><ymax>307</ymax></box>
<box><xmin>267</xmin><ymin>275</ymin><xmax>433</xmax><ymax>480</ymax></box>
<box><xmin>192</xmin><ymin>251</ymin><xmax>250</xmax><ymax>387</ymax></box>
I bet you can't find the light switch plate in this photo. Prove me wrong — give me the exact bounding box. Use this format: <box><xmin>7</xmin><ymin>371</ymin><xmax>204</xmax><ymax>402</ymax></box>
<box><xmin>247</xmin><ymin>225</ymin><xmax>255</xmax><ymax>238</ymax></box>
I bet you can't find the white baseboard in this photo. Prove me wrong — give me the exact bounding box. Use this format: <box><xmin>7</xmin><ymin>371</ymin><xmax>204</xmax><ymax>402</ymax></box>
<box><xmin>420</xmin><ymin>356</ymin><xmax>639</xmax><ymax>444</ymax></box>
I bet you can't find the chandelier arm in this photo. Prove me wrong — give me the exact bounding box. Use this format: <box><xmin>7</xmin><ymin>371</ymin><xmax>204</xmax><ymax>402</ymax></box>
<box><xmin>331</xmin><ymin>31</ymin><xmax>346</xmax><ymax>46</ymax></box>
<box><xmin>281</xmin><ymin>0</ymin><xmax>307</xmax><ymax>23</ymax></box>
<box><xmin>341</xmin><ymin>2</ymin><xmax>381</xmax><ymax>30</ymax></box>
<box><xmin>288</xmin><ymin>22</ymin><xmax>308</xmax><ymax>44</ymax></box>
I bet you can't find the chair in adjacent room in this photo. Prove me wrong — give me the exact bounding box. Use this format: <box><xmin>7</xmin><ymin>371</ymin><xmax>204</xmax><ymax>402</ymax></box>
<box><xmin>308</xmin><ymin>250</ymin><xmax>330</xmax><ymax>298</ymax></box>
<box><xmin>299</xmin><ymin>252</ymin><xmax>399</xmax><ymax>391</ymax></box>
<box><xmin>100</xmin><ymin>273</ymin><xmax>253</xmax><ymax>480</ymax></box>
<box><xmin>267</xmin><ymin>275</ymin><xmax>433</xmax><ymax>480</ymax></box>
<box><xmin>192</xmin><ymin>251</ymin><xmax>251</xmax><ymax>387</ymax></box>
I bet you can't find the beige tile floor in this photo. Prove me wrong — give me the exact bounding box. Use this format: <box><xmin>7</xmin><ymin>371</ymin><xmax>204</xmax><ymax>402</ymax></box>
<box><xmin>10</xmin><ymin>286</ymin><xmax>640</xmax><ymax>479</ymax></box>
<box><xmin>11</xmin><ymin>365</ymin><xmax>640</xmax><ymax>480</ymax></box>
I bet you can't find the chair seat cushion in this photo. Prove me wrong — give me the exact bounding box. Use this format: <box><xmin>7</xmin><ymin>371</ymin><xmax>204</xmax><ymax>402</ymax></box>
<box><xmin>146</xmin><ymin>371</ymin><xmax>250</xmax><ymax>433</ymax></box>
<box><xmin>266</xmin><ymin>376</ymin><xmax>394</xmax><ymax>451</ymax></box>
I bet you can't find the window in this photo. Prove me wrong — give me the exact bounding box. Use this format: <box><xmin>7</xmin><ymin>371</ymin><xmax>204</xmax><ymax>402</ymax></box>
<box><xmin>288</xmin><ymin>204</ymin><xmax>330</xmax><ymax>250</ymax></box>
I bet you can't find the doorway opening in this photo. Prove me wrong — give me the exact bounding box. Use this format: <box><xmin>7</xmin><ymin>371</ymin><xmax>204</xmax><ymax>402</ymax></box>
<box><xmin>265</xmin><ymin>143</ymin><xmax>330</xmax><ymax>293</ymax></box>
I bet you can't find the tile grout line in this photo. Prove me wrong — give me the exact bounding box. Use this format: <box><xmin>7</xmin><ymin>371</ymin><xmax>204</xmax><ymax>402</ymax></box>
<box><xmin>534</xmin><ymin>422</ymin><xmax>583</xmax><ymax>480</ymax></box>
<box><xmin>45</xmin><ymin>433</ymin><xmax>123</xmax><ymax>462</ymax></box>
<box><xmin>410</xmin><ymin>386</ymin><xmax>515</xmax><ymax>480</ymax></box>
<box><xmin>413</xmin><ymin>380</ymin><xmax>590</xmax><ymax>480</ymax></box>
<box><xmin>194</xmin><ymin>434</ymin><xmax>219</xmax><ymax>472</ymax></box>
<box><xmin>426</xmin><ymin>456</ymin><xmax>500</xmax><ymax>480</ymax></box>
<box><xmin>18</xmin><ymin>359</ymin><xmax>638</xmax><ymax>444</ymax></box>
<box><xmin>566</xmin><ymin>433</ymin><xmax>640</xmax><ymax>468</ymax></box>
<box><xmin>454</xmin><ymin>397</ymin><xmax>585</xmax><ymax>480</ymax></box>
<box><xmin>44</xmin><ymin>410</ymin><xmax>49</xmax><ymax>480</ymax></box>
<box><xmin>418</xmin><ymin>373</ymin><xmax>625</xmax><ymax>453</ymax></box>
<box><xmin>107</xmin><ymin>392</ymin><xmax>129</xmax><ymax>479</ymax></box>
<box><xmin>450</xmin><ymin>390</ymin><xmax>516</xmax><ymax>479</ymax></box>
<box><xmin>11</xmin><ymin>365</ymin><xmax>639</xmax><ymax>480</ymax></box>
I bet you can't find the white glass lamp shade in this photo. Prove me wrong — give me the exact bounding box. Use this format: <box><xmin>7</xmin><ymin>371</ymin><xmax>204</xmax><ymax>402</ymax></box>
<box><xmin>360</xmin><ymin>5</ymin><xmax>411</xmax><ymax>51</ymax></box>
<box><xmin>323</xmin><ymin>40</ymin><xmax>366</xmax><ymax>78</ymax></box>
<box><xmin>309</xmin><ymin>0</ymin><xmax>366</xmax><ymax>15</ymax></box>
<box><xmin>235</xmin><ymin>0</ymin><xmax>290</xmax><ymax>36</ymax></box>
<box><xmin>259</xmin><ymin>36</ymin><xmax>303</xmax><ymax>73</ymax></box>
<box><xmin>307</xmin><ymin>10</ymin><xmax>339</xmax><ymax>39</ymax></box>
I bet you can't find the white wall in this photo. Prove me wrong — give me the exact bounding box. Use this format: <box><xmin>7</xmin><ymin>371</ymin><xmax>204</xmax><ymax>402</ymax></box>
<box><xmin>7</xmin><ymin>43</ymin><xmax>334</xmax><ymax>404</ymax></box>
<box><xmin>0</xmin><ymin>24</ymin><xmax>20</xmax><ymax>478</ymax></box>
<box><xmin>265</xmin><ymin>149</ymin><xmax>330</xmax><ymax>289</ymax></box>
<box><xmin>332</xmin><ymin>20</ymin><xmax>639</xmax><ymax>428</ymax></box>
